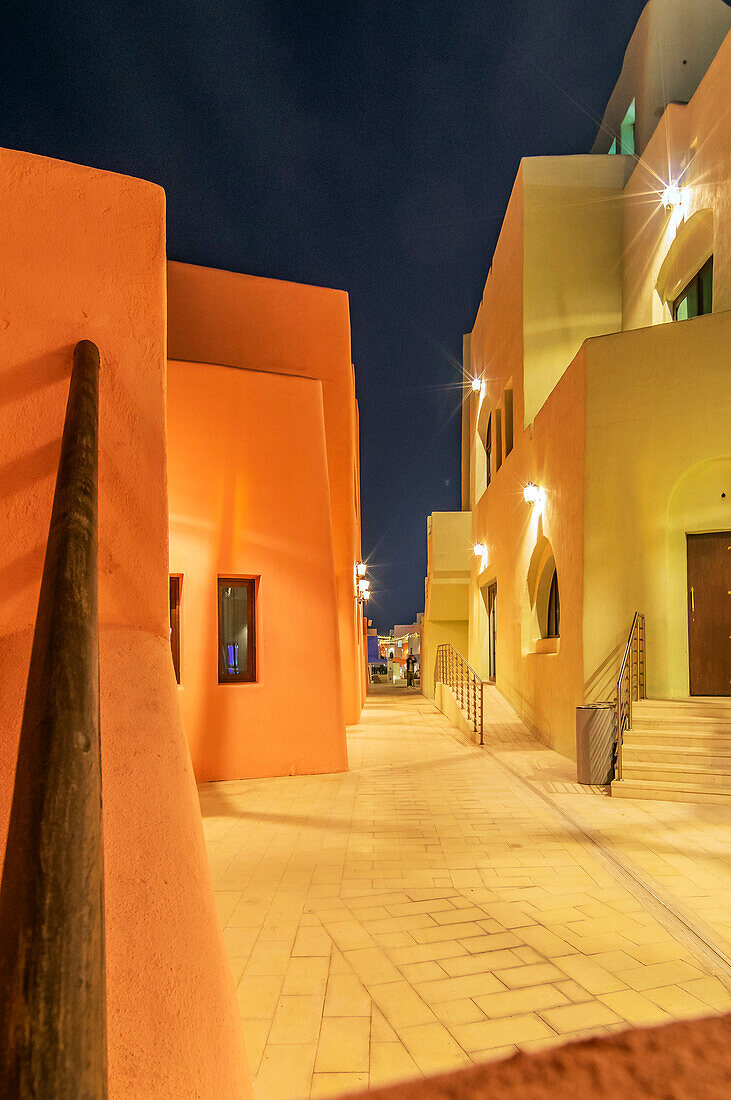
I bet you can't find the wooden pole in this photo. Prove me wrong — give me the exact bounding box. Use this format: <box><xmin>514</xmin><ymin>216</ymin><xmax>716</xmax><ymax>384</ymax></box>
<box><xmin>0</xmin><ymin>341</ymin><xmax>107</xmax><ymax>1097</ymax></box>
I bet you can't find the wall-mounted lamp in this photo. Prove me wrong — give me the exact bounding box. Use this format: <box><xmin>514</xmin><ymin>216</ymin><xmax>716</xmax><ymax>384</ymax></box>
<box><xmin>661</xmin><ymin>182</ymin><xmax>682</xmax><ymax>210</ymax></box>
<box><xmin>471</xmin><ymin>377</ymin><xmax>482</xmax><ymax>392</ymax></box>
<box><xmin>523</xmin><ymin>483</ymin><xmax>547</xmax><ymax>511</ymax></box>
<box><xmin>356</xmin><ymin>561</ymin><xmax>367</xmax><ymax>578</ymax></box>
<box><xmin>473</xmin><ymin>542</ymin><xmax>485</xmax><ymax>557</ymax></box>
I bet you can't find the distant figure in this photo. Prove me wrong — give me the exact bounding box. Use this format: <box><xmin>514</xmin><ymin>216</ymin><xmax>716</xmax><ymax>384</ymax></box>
<box><xmin>406</xmin><ymin>650</ymin><xmax>416</xmax><ymax>688</ymax></box>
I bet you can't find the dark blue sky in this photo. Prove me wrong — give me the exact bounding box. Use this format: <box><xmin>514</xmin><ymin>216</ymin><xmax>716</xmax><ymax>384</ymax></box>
<box><xmin>2</xmin><ymin>0</ymin><xmax>647</xmax><ymax>631</ymax></box>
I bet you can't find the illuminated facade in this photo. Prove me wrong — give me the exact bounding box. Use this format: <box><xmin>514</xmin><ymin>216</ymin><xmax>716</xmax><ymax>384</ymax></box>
<box><xmin>425</xmin><ymin>0</ymin><xmax>731</xmax><ymax>803</ymax></box>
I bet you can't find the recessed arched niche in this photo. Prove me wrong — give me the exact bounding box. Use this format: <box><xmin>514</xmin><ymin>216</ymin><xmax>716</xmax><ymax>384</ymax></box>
<box><xmin>656</xmin><ymin>208</ymin><xmax>713</xmax><ymax>311</ymax></box>
<box><xmin>526</xmin><ymin>535</ymin><xmax>560</xmax><ymax>653</ymax></box>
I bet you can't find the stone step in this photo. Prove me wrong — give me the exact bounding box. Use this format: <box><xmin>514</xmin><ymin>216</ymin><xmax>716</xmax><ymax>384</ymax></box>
<box><xmin>621</xmin><ymin>760</ymin><xmax>731</xmax><ymax>788</ymax></box>
<box><xmin>623</xmin><ymin>744</ymin><xmax>731</xmax><ymax>770</ymax></box>
<box><xmin>625</xmin><ymin>729</ymin><xmax>731</xmax><ymax>751</ymax></box>
<box><xmin>633</xmin><ymin>699</ymin><xmax>731</xmax><ymax>721</ymax></box>
<box><xmin>611</xmin><ymin>778</ymin><xmax>731</xmax><ymax>805</ymax></box>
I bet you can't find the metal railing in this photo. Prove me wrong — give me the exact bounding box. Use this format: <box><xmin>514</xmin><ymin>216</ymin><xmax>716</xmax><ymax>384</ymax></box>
<box><xmin>615</xmin><ymin>611</ymin><xmax>646</xmax><ymax>781</ymax></box>
<box><xmin>0</xmin><ymin>341</ymin><xmax>107</xmax><ymax>1096</ymax></box>
<box><xmin>434</xmin><ymin>643</ymin><xmax>485</xmax><ymax>745</ymax></box>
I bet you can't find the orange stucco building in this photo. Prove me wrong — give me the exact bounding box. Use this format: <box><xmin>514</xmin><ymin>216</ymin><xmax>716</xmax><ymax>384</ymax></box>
<box><xmin>0</xmin><ymin>148</ymin><xmax>250</xmax><ymax>1096</ymax></box>
<box><xmin>1</xmin><ymin>144</ymin><xmax>365</xmax><ymax>1093</ymax></box>
<box><xmin>166</xmin><ymin>261</ymin><xmax>365</xmax><ymax>781</ymax></box>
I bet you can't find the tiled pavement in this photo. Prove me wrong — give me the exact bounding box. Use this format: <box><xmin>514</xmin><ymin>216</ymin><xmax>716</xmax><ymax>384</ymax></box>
<box><xmin>200</xmin><ymin>686</ymin><xmax>731</xmax><ymax>1100</ymax></box>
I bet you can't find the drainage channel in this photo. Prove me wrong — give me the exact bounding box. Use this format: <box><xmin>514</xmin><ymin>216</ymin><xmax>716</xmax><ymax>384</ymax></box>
<box><xmin>450</xmin><ymin>726</ymin><xmax>731</xmax><ymax>991</ymax></box>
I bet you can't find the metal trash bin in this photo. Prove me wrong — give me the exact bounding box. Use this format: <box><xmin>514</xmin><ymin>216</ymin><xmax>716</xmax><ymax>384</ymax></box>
<box><xmin>575</xmin><ymin>703</ymin><xmax>616</xmax><ymax>785</ymax></box>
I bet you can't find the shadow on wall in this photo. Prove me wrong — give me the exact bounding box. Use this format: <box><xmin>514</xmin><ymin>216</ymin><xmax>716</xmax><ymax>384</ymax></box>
<box><xmin>584</xmin><ymin>641</ymin><xmax>624</xmax><ymax>703</ymax></box>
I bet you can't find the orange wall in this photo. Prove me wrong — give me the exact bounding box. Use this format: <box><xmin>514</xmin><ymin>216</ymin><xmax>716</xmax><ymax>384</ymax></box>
<box><xmin>0</xmin><ymin>149</ymin><xmax>249</xmax><ymax>1098</ymax></box>
<box><xmin>167</xmin><ymin>262</ymin><xmax>365</xmax><ymax>725</ymax></box>
<box><xmin>167</xmin><ymin>360</ymin><xmax>348</xmax><ymax>780</ymax></box>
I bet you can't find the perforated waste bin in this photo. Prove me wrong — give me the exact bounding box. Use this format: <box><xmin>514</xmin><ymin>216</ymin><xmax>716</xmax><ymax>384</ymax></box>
<box><xmin>575</xmin><ymin>702</ymin><xmax>616</xmax><ymax>785</ymax></box>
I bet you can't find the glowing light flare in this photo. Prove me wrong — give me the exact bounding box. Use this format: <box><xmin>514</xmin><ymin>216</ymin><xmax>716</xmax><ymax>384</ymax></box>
<box><xmin>473</xmin><ymin>542</ymin><xmax>485</xmax><ymax>557</ymax></box>
<box><xmin>356</xmin><ymin>561</ymin><xmax>367</xmax><ymax>577</ymax></box>
<box><xmin>661</xmin><ymin>182</ymin><xmax>682</xmax><ymax>210</ymax></box>
<box><xmin>471</xmin><ymin>377</ymin><xmax>482</xmax><ymax>391</ymax></box>
<box><xmin>523</xmin><ymin>482</ymin><xmax>547</xmax><ymax>511</ymax></box>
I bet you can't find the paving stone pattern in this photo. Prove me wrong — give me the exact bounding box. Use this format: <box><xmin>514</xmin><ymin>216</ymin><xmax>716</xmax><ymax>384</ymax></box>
<box><xmin>200</xmin><ymin>687</ymin><xmax>731</xmax><ymax>1100</ymax></box>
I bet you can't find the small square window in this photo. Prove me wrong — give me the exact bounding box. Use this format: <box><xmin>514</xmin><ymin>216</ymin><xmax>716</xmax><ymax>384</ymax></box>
<box><xmin>218</xmin><ymin>578</ymin><xmax>257</xmax><ymax>683</ymax></box>
<box><xmin>673</xmin><ymin>257</ymin><xmax>713</xmax><ymax>321</ymax></box>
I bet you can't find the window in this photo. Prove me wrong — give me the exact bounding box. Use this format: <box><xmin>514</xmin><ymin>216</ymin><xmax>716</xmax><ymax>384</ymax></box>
<box><xmin>673</xmin><ymin>257</ymin><xmax>713</xmax><ymax>321</ymax></box>
<box><xmin>495</xmin><ymin>408</ymin><xmax>503</xmax><ymax>471</ymax></box>
<box><xmin>485</xmin><ymin>415</ymin><xmax>492</xmax><ymax>486</ymax></box>
<box><xmin>504</xmin><ymin>386</ymin><xmax>513</xmax><ymax>456</ymax></box>
<box><xmin>620</xmin><ymin>99</ymin><xmax>635</xmax><ymax>155</ymax></box>
<box><xmin>218</xmin><ymin>578</ymin><xmax>256</xmax><ymax>683</ymax></box>
<box><xmin>546</xmin><ymin>569</ymin><xmax>560</xmax><ymax>639</ymax></box>
<box><xmin>169</xmin><ymin>575</ymin><xmax>182</xmax><ymax>684</ymax></box>
<box><xmin>608</xmin><ymin>137</ymin><xmax>617</xmax><ymax>155</ymax></box>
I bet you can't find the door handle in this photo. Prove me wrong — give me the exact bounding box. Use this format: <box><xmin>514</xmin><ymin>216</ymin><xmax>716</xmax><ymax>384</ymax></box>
<box><xmin>690</xmin><ymin>586</ymin><xmax>694</xmax><ymax>612</ymax></box>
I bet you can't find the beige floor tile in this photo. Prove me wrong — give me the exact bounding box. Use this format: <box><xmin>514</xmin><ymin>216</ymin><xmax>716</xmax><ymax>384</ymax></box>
<box><xmin>310</xmin><ymin>1072</ymin><xmax>369</xmax><ymax>1097</ymax></box>
<box><xmin>371</xmin><ymin>1006</ymin><xmax>398</xmax><ymax>1042</ymax></box>
<box><xmin>245</xmin><ymin>941</ymin><xmax>293</xmax><ymax>976</ymax></box>
<box><xmin>397</xmin><ymin>1022</ymin><xmax>471</xmax><ymax>1074</ymax></box>
<box><xmin>679</xmin><ymin>976</ymin><xmax>731</xmax><ymax>1012</ymax></box>
<box><xmin>268</xmin><ymin>995</ymin><xmax>324</xmax><ymax>1045</ymax></box>
<box><xmin>369</xmin><ymin>1041</ymin><xmax>422</xmax><ymax>1086</ymax></box>
<box><xmin>291</xmin><ymin>925</ymin><xmax>333</xmax><ymax>958</ymax></box>
<box><xmin>473</xmin><ymin>983</ymin><xmax>569</xmax><ymax>1019</ymax></box>
<box><xmin>369</xmin><ymin>981</ymin><xmax>437</xmax><ymax>1028</ymax></box>
<box><xmin>237</xmin><ymin>975</ymin><xmax>283</xmax><ymax>1019</ymax></box>
<box><xmin>281</xmin><ymin>956</ymin><xmax>331</xmax><ymax>998</ymax></box>
<box><xmin>495</xmin><ymin>962</ymin><xmax>564</xmax><ymax>989</ymax></box>
<box><xmin>539</xmin><ymin>1000</ymin><xmax>622</xmax><ymax>1033</ymax></box>
<box><xmin>451</xmin><ymin>1012</ymin><xmax>554</xmax><ymax>1052</ymax></box>
<box><xmin>598</xmin><ymin>989</ymin><xmax>673</xmax><ymax>1026</ymax></box>
<box><xmin>324</xmin><ymin>973</ymin><xmax>372</xmax><ymax>1017</ymax></box>
<box><xmin>415</xmin><ymin>971</ymin><xmax>505</xmax><ymax>1003</ymax></box>
<box><xmin>240</xmin><ymin>1020</ymin><xmax>270</xmax><ymax>1072</ymax></box>
<box><xmin>431</xmin><ymin>998</ymin><xmax>487</xmax><ymax>1027</ymax></box>
<box><xmin>644</xmin><ymin>984</ymin><xmax>714</xmax><ymax>1017</ymax></box>
<box><xmin>344</xmin><ymin>946</ymin><xmax>402</xmax><ymax>985</ymax></box>
<box><xmin>315</xmin><ymin>1017</ymin><xmax>370</xmax><ymax>1073</ymax></box>
<box><xmin>553</xmin><ymin>953</ymin><xmax>626</xmax><ymax>995</ymax></box>
<box><xmin>470</xmin><ymin>1044</ymin><xmax>518</xmax><ymax>1062</ymax></box>
<box><xmin>439</xmin><ymin>949</ymin><xmax>521</xmax><ymax>977</ymax></box>
<box><xmin>255</xmin><ymin>1043</ymin><xmax>316</xmax><ymax>1100</ymax></box>
<box><xmin>389</xmin><ymin>940</ymin><xmax>468</xmax><ymax>966</ymax></box>
<box><xmin>621</xmin><ymin>960</ymin><xmax>704</xmax><ymax>992</ymax></box>
<box><xmin>458</xmin><ymin>932</ymin><xmax>521</xmax><ymax>953</ymax></box>
<box><xmin>399</xmin><ymin>961</ymin><xmax>447</xmax><ymax>983</ymax></box>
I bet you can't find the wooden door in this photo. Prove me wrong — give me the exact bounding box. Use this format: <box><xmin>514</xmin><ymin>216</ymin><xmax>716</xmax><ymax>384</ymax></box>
<box><xmin>487</xmin><ymin>582</ymin><xmax>497</xmax><ymax>682</ymax></box>
<box><xmin>687</xmin><ymin>532</ymin><xmax>731</xmax><ymax>696</ymax></box>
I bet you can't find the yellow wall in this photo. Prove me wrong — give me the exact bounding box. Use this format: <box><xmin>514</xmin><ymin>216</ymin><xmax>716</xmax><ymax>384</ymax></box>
<box><xmin>583</xmin><ymin>312</ymin><xmax>731</xmax><ymax>701</ymax></box>
<box><xmin>422</xmin><ymin>511</ymin><xmax>471</xmax><ymax>699</ymax></box>
<box><xmin>523</xmin><ymin>155</ymin><xmax>632</xmax><ymax>424</ymax></box>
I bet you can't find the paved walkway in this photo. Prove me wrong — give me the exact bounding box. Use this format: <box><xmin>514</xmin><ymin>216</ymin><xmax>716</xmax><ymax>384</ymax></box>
<box><xmin>200</xmin><ymin>686</ymin><xmax>731</xmax><ymax>1100</ymax></box>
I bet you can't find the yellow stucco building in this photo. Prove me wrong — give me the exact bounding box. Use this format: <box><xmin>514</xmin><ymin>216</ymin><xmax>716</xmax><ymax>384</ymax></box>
<box><xmin>424</xmin><ymin>0</ymin><xmax>731</xmax><ymax>803</ymax></box>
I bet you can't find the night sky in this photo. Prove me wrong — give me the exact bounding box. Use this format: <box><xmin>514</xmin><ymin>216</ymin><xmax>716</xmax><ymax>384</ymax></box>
<box><xmin>3</xmin><ymin>0</ymin><xmax>648</xmax><ymax>631</ymax></box>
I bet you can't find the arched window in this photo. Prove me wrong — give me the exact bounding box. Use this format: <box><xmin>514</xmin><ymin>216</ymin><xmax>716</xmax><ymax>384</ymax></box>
<box><xmin>526</xmin><ymin>537</ymin><xmax>561</xmax><ymax>648</ymax></box>
<box><xmin>546</xmin><ymin>568</ymin><xmax>560</xmax><ymax>638</ymax></box>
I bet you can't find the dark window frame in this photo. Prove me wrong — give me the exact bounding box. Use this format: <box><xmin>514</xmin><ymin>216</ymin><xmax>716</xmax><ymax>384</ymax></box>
<box><xmin>546</xmin><ymin>569</ymin><xmax>560</xmax><ymax>639</ymax></box>
<box><xmin>504</xmin><ymin>386</ymin><xmax>514</xmax><ymax>457</ymax></box>
<box><xmin>485</xmin><ymin>415</ymin><xmax>492</xmax><ymax>487</ymax></box>
<box><xmin>217</xmin><ymin>576</ymin><xmax>257</xmax><ymax>684</ymax></box>
<box><xmin>169</xmin><ymin>574</ymin><xmax>182</xmax><ymax>684</ymax></box>
<box><xmin>673</xmin><ymin>257</ymin><xmax>713</xmax><ymax>321</ymax></box>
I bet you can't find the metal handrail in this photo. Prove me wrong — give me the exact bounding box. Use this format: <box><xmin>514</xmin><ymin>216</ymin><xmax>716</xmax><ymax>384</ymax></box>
<box><xmin>434</xmin><ymin>643</ymin><xmax>485</xmax><ymax>745</ymax></box>
<box><xmin>614</xmin><ymin>611</ymin><xmax>646</xmax><ymax>781</ymax></box>
<box><xmin>0</xmin><ymin>341</ymin><xmax>107</xmax><ymax>1095</ymax></box>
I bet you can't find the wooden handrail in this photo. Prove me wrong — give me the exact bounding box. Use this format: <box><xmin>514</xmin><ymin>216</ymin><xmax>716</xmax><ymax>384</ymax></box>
<box><xmin>0</xmin><ymin>341</ymin><xmax>107</xmax><ymax>1096</ymax></box>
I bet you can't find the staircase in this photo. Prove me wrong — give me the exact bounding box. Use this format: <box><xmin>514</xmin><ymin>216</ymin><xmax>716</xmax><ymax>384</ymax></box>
<box><xmin>612</xmin><ymin>698</ymin><xmax>731</xmax><ymax>804</ymax></box>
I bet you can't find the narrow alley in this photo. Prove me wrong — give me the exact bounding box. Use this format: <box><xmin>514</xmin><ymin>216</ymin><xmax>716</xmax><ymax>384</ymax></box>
<box><xmin>201</xmin><ymin>686</ymin><xmax>731</xmax><ymax>1100</ymax></box>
